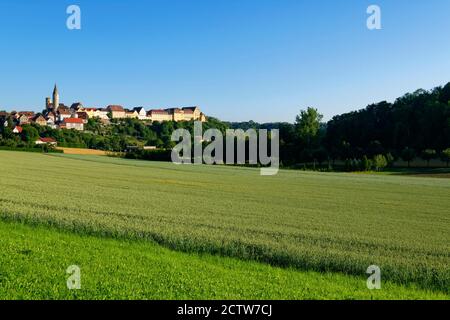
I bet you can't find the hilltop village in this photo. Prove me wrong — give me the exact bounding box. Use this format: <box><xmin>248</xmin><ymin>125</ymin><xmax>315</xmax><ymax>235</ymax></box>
<box><xmin>0</xmin><ymin>85</ymin><xmax>207</xmax><ymax>133</ymax></box>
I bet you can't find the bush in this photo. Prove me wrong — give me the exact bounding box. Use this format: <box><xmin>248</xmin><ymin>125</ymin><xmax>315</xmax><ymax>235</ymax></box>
<box><xmin>359</xmin><ymin>155</ymin><xmax>372</xmax><ymax>171</ymax></box>
<box><xmin>124</xmin><ymin>149</ymin><xmax>172</xmax><ymax>162</ymax></box>
<box><xmin>0</xmin><ymin>146</ymin><xmax>63</xmax><ymax>153</ymax></box>
<box><xmin>373</xmin><ymin>154</ymin><xmax>387</xmax><ymax>171</ymax></box>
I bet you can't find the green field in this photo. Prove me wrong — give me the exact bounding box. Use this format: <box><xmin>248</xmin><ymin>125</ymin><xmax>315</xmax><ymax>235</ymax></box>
<box><xmin>1</xmin><ymin>220</ymin><xmax>446</xmax><ymax>299</ymax></box>
<box><xmin>0</xmin><ymin>151</ymin><xmax>449</xmax><ymax>299</ymax></box>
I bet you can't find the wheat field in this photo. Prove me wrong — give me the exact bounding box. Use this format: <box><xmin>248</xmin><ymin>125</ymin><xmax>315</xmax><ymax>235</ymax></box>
<box><xmin>0</xmin><ymin>151</ymin><xmax>449</xmax><ymax>295</ymax></box>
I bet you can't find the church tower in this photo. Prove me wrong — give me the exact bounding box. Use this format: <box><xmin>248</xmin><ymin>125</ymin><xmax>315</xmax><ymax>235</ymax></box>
<box><xmin>53</xmin><ymin>84</ymin><xmax>59</xmax><ymax>111</ymax></box>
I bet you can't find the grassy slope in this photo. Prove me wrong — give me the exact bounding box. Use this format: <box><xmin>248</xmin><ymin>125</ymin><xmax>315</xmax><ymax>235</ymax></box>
<box><xmin>0</xmin><ymin>151</ymin><xmax>449</xmax><ymax>294</ymax></box>
<box><xmin>0</xmin><ymin>220</ymin><xmax>446</xmax><ymax>300</ymax></box>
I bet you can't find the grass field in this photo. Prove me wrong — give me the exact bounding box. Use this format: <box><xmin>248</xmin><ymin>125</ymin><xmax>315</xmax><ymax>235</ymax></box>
<box><xmin>0</xmin><ymin>151</ymin><xmax>449</xmax><ymax>299</ymax></box>
<box><xmin>1</xmin><ymin>220</ymin><xmax>445</xmax><ymax>299</ymax></box>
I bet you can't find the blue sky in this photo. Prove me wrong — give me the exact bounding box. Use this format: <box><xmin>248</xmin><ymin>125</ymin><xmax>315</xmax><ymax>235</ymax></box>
<box><xmin>0</xmin><ymin>0</ymin><xmax>449</xmax><ymax>122</ymax></box>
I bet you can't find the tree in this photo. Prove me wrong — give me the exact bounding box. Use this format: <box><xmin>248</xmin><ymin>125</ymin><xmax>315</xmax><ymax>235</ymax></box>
<box><xmin>20</xmin><ymin>125</ymin><xmax>39</xmax><ymax>143</ymax></box>
<box><xmin>312</xmin><ymin>148</ymin><xmax>328</xmax><ymax>167</ymax></box>
<box><xmin>421</xmin><ymin>149</ymin><xmax>437</xmax><ymax>167</ymax></box>
<box><xmin>360</xmin><ymin>155</ymin><xmax>372</xmax><ymax>171</ymax></box>
<box><xmin>373</xmin><ymin>154</ymin><xmax>387</xmax><ymax>171</ymax></box>
<box><xmin>440</xmin><ymin>148</ymin><xmax>450</xmax><ymax>167</ymax></box>
<box><xmin>385</xmin><ymin>152</ymin><xmax>395</xmax><ymax>167</ymax></box>
<box><xmin>295</xmin><ymin>107</ymin><xmax>323</xmax><ymax>148</ymax></box>
<box><xmin>401</xmin><ymin>147</ymin><xmax>415</xmax><ymax>168</ymax></box>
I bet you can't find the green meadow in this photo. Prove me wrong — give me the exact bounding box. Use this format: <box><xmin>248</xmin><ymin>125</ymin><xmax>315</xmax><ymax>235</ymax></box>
<box><xmin>0</xmin><ymin>151</ymin><xmax>449</xmax><ymax>299</ymax></box>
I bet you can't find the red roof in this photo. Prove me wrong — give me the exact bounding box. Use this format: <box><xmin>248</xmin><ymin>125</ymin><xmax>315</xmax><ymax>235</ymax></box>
<box><xmin>150</xmin><ymin>109</ymin><xmax>169</xmax><ymax>114</ymax></box>
<box><xmin>107</xmin><ymin>105</ymin><xmax>124</xmax><ymax>112</ymax></box>
<box><xmin>64</xmin><ymin>118</ymin><xmax>84</xmax><ymax>124</ymax></box>
<box><xmin>14</xmin><ymin>126</ymin><xmax>23</xmax><ymax>133</ymax></box>
<box><xmin>39</xmin><ymin>137</ymin><xmax>56</xmax><ymax>143</ymax></box>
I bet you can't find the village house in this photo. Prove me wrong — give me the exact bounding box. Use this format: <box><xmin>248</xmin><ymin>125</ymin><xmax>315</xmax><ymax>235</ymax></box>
<box><xmin>12</xmin><ymin>126</ymin><xmax>22</xmax><ymax>134</ymax></box>
<box><xmin>147</xmin><ymin>109</ymin><xmax>172</xmax><ymax>122</ymax></box>
<box><xmin>70</xmin><ymin>102</ymin><xmax>84</xmax><ymax>112</ymax></box>
<box><xmin>18</xmin><ymin>114</ymin><xmax>30</xmax><ymax>125</ymax></box>
<box><xmin>84</xmin><ymin>108</ymin><xmax>108</xmax><ymax>120</ymax></box>
<box><xmin>182</xmin><ymin>106</ymin><xmax>203</xmax><ymax>121</ymax></box>
<box><xmin>33</xmin><ymin>115</ymin><xmax>47</xmax><ymax>126</ymax></box>
<box><xmin>46</xmin><ymin>111</ymin><xmax>57</xmax><ymax>122</ymax></box>
<box><xmin>133</xmin><ymin>107</ymin><xmax>147</xmax><ymax>120</ymax></box>
<box><xmin>84</xmin><ymin>108</ymin><xmax>97</xmax><ymax>118</ymax></box>
<box><xmin>107</xmin><ymin>105</ymin><xmax>126</xmax><ymax>119</ymax></box>
<box><xmin>57</xmin><ymin>107</ymin><xmax>72</xmax><ymax>122</ymax></box>
<box><xmin>46</xmin><ymin>117</ymin><xmax>56</xmax><ymax>129</ymax></box>
<box><xmin>167</xmin><ymin>108</ymin><xmax>185</xmax><ymax>122</ymax></box>
<box><xmin>35</xmin><ymin>137</ymin><xmax>57</xmax><ymax>146</ymax></box>
<box><xmin>76</xmin><ymin>112</ymin><xmax>89</xmax><ymax>123</ymax></box>
<box><xmin>62</xmin><ymin>118</ymin><xmax>84</xmax><ymax>131</ymax></box>
<box><xmin>125</xmin><ymin>109</ymin><xmax>139</xmax><ymax>119</ymax></box>
<box><xmin>96</xmin><ymin>108</ymin><xmax>109</xmax><ymax>120</ymax></box>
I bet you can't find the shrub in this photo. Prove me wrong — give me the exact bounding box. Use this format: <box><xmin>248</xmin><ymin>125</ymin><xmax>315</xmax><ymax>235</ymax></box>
<box><xmin>373</xmin><ymin>154</ymin><xmax>388</xmax><ymax>171</ymax></box>
<box><xmin>360</xmin><ymin>155</ymin><xmax>372</xmax><ymax>171</ymax></box>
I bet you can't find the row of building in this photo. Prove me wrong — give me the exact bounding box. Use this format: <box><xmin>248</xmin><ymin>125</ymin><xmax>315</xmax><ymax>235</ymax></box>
<box><xmin>41</xmin><ymin>85</ymin><xmax>206</xmax><ymax>130</ymax></box>
<box><xmin>0</xmin><ymin>85</ymin><xmax>208</xmax><ymax>132</ymax></box>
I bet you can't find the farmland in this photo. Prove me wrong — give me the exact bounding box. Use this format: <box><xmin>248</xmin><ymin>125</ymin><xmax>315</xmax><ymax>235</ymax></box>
<box><xmin>0</xmin><ymin>151</ymin><xmax>449</xmax><ymax>299</ymax></box>
<box><xmin>0</xmin><ymin>220</ymin><xmax>446</xmax><ymax>299</ymax></box>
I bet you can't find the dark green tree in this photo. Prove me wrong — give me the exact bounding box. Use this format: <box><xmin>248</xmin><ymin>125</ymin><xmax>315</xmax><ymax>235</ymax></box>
<box><xmin>421</xmin><ymin>149</ymin><xmax>437</xmax><ymax>167</ymax></box>
<box><xmin>401</xmin><ymin>147</ymin><xmax>416</xmax><ymax>168</ymax></box>
<box><xmin>440</xmin><ymin>148</ymin><xmax>450</xmax><ymax>167</ymax></box>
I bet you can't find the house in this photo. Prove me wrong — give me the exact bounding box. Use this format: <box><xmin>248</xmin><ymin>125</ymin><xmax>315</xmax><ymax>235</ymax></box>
<box><xmin>84</xmin><ymin>108</ymin><xmax>97</xmax><ymax>118</ymax></box>
<box><xmin>76</xmin><ymin>112</ymin><xmax>89</xmax><ymax>123</ymax></box>
<box><xmin>107</xmin><ymin>105</ymin><xmax>126</xmax><ymax>118</ymax></box>
<box><xmin>57</xmin><ymin>107</ymin><xmax>72</xmax><ymax>122</ymax></box>
<box><xmin>18</xmin><ymin>111</ymin><xmax>35</xmax><ymax>118</ymax></box>
<box><xmin>62</xmin><ymin>118</ymin><xmax>84</xmax><ymax>131</ymax></box>
<box><xmin>45</xmin><ymin>111</ymin><xmax>57</xmax><ymax>123</ymax></box>
<box><xmin>18</xmin><ymin>114</ymin><xmax>30</xmax><ymax>125</ymax></box>
<box><xmin>147</xmin><ymin>109</ymin><xmax>171</xmax><ymax>122</ymax></box>
<box><xmin>35</xmin><ymin>137</ymin><xmax>57</xmax><ymax>146</ymax></box>
<box><xmin>33</xmin><ymin>115</ymin><xmax>47</xmax><ymax>126</ymax></box>
<box><xmin>167</xmin><ymin>108</ymin><xmax>184</xmax><ymax>121</ymax></box>
<box><xmin>12</xmin><ymin>126</ymin><xmax>23</xmax><ymax>134</ymax></box>
<box><xmin>125</xmin><ymin>109</ymin><xmax>139</xmax><ymax>119</ymax></box>
<box><xmin>96</xmin><ymin>108</ymin><xmax>109</xmax><ymax>120</ymax></box>
<box><xmin>133</xmin><ymin>107</ymin><xmax>147</xmax><ymax>120</ymax></box>
<box><xmin>46</xmin><ymin>117</ymin><xmax>56</xmax><ymax>129</ymax></box>
<box><xmin>70</xmin><ymin>102</ymin><xmax>84</xmax><ymax>112</ymax></box>
<box><xmin>182</xmin><ymin>107</ymin><xmax>201</xmax><ymax>120</ymax></box>
<box><xmin>84</xmin><ymin>108</ymin><xmax>108</xmax><ymax>120</ymax></box>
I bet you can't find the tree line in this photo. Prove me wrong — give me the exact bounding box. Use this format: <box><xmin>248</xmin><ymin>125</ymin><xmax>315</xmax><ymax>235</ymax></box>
<box><xmin>1</xmin><ymin>82</ymin><xmax>449</xmax><ymax>169</ymax></box>
<box><xmin>227</xmin><ymin>82</ymin><xmax>450</xmax><ymax>170</ymax></box>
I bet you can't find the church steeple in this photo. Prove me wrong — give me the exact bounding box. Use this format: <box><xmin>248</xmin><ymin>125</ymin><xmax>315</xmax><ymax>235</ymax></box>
<box><xmin>53</xmin><ymin>84</ymin><xmax>59</xmax><ymax>111</ymax></box>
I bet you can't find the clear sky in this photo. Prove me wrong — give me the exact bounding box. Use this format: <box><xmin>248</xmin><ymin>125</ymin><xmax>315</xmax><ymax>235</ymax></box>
<box><xmin>0</xmin><ymin>0</ymin><xmax>449</xmax><ymax>122</ymax></box>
